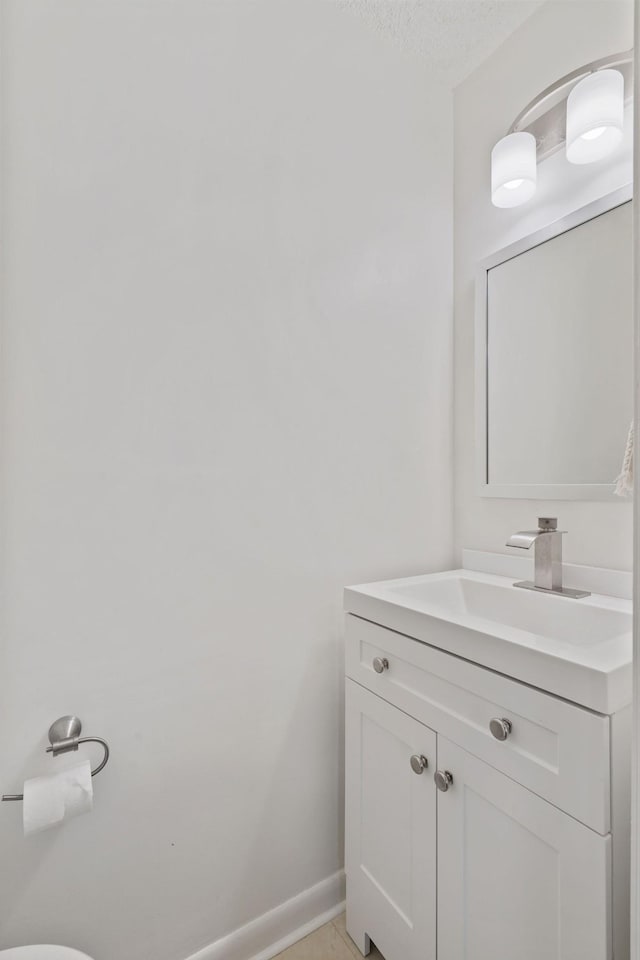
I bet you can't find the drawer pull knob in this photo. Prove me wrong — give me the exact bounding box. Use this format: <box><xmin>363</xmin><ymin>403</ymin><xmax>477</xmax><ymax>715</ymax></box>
<box><xmin>489</xmin><ymin>717</ymin><xmax>512</xmax><ymax>741</ymax></box>
<box><xmin>372</xmin><ymin>657</ymin><xmax>389</xmax><ymax>674</ymax></box>
<box><xmin>434</xmin><ymin>770</ymin><xmax>453</xmax><ymax>792</ymax></box>
<box><xmin>410</xmin><ymin>754</ymin><xmax>428</xmax><ymax>775</ymax></box>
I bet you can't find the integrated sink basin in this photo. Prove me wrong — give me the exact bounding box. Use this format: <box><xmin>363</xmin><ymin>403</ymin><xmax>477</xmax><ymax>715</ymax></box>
<box><xmin>344</xmin><ymin>569</ymin><xmax>632</xmax><ymax>712</ymax></box>
<box><xmin>390</xmin><ymin>574</ymin><xmax>630</xmax><ymax>647</ymax></box>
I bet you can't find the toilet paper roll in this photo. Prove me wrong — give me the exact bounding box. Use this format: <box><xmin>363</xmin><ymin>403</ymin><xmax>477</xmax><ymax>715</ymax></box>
<box><xmin>23</xmin><ymin>759</ymin><xmax>93</xmax><ymax>836</ymax></box>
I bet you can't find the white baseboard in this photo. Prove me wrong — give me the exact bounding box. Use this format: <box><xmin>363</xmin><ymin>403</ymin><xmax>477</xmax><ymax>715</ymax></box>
<box><xmin>183</xmin><ymin>870</ymin><xmax>346</xmax><ymax>960</ymax></box>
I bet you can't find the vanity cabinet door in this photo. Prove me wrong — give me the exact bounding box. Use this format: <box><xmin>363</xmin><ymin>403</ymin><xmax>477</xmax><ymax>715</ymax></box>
<box><xmin>436</xmin><ymin>736</ymin><xmax>611</xmax><ymax>960</ymax></box>
<box><xmin>345</xmin><ymin>679</ymin><xmax>436</xmax><ymax>960</ymax></box>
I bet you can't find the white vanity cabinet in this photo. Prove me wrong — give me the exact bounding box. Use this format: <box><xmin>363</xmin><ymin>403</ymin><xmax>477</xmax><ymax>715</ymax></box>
<box><xmin>345</xmin><ymin>613</ymin><xmax>631</xmax><ymax>960</ymax></box>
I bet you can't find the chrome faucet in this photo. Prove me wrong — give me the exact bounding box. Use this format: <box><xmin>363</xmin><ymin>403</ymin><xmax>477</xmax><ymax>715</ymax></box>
<box><xmin>506</xmin><ymin>517</ymin><xmax>590</xmax><ymax>599</ymax></box>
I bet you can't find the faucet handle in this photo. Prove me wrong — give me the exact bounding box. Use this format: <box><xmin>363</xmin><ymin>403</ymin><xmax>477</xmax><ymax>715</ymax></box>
<box><xmin>538</xmin><ymin>517</ymin><xmax>558</xmax><ymax>531</ymax></box>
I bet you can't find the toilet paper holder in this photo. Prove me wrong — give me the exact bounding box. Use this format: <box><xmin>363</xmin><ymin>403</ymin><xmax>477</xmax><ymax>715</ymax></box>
<box><xmin>2</xmin><ymin>715</ymin><xmax>110</xmax><ymax>802</ymax></box>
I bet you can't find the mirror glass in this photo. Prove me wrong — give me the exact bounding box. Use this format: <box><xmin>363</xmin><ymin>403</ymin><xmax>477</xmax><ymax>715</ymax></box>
<box><xmin>484</xmin><ymin>199</ymin><xmax>633</xmax><ymax>493</ymax></box>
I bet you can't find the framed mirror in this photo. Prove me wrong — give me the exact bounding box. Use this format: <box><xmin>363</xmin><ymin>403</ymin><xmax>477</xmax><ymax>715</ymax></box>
<box><xmin>475</xmin><ymin>185</ymin><xmax>633</xmax><ymax>500</ymax></box>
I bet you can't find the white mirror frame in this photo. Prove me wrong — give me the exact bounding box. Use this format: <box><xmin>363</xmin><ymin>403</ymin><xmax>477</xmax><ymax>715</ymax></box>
<box><xmin>475</xmin><ymin>183</ymin><xmax>633</xmax><ymax>501</ymax></box>
<box><xmin>631</xmin><ymin>14</ymin><xmax>639</xmax><ymax>955</ymax></box>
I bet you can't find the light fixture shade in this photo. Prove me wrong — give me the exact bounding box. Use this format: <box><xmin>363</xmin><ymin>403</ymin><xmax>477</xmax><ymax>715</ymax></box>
<box><xmin>491</xmin><ymin>132</ymin><xmax>537</xmax><ymax>208</ymax></box>
<box><xmin>566</xmin><ymin>69</ymin><xmax>624</xmax><ymax>164</ymax></box>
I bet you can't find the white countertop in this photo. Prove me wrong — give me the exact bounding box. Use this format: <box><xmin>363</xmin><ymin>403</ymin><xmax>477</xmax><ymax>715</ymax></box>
<box><xmin>344</xmin><ymin>567</ymin><xmax>633</xmax><ymax>714</ymax></box>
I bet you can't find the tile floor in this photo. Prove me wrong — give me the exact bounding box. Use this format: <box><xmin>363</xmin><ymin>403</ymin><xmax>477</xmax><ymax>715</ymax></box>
<box><xmin>273</xmin><ymin>913</ymin><xmax>384</xmax><ymax>960</ymax></box>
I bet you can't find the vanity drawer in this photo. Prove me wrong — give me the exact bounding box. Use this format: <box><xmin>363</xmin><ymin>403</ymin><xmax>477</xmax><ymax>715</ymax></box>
<box><xmin>345</xmin><ymin>614</ymin><xmax>610</xmax><ymax>834</ymax></box>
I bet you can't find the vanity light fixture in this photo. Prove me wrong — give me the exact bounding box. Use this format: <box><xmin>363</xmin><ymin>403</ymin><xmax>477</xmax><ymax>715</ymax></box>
<box><xmin>491</xmin><ymin>50</ymin><xmax>632</xmax><ymax>208</ymax></box>
<box><xmin>566</xmin><ymin>69</ymin><xmax>624</xmax><ymax>164</ymax></box>
<box><xmin>491</xmin><ymin>132</ymin><xmax>537</xmax><ymax>208</ymax></box>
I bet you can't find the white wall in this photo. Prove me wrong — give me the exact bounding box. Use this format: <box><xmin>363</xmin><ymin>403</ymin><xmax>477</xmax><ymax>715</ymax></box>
<box><xmin>454</xmin><ymin>0</ymin><xmax>634</xmax><ymax>571</ymax></box>
<box><xmin>0</xmin><ymin>2</ymin><xmax>453</xmax><ymax>958</ymax></box>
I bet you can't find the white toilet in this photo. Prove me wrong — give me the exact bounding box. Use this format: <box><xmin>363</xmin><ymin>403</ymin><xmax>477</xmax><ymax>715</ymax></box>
<box><xmin>0</xmin><ymin>949</ymin><xmax>93</xmax><ymax>959</ymax></box>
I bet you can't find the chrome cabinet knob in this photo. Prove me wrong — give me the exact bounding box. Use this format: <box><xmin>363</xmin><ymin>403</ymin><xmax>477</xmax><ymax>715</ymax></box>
<box><xmin>410</xmin><ymin>754</ymin><xmax>428</xmax><ymax>775</ymax></box>
<box><xmin>372</xmin><ymin>657</ymin><xmax>389</xmax><ymax>674</ymax></box>
<box><xmin>489</xmin><ymin>718</ymin><xmax>512</xmax><ymax>741</ymax></box>
<box><xmin>434</xmin><ymin>770</ymin><xmax>453</xmax><ymax>792</ymax></box>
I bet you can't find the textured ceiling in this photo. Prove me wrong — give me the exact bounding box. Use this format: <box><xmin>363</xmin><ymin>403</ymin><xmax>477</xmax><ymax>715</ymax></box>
<box><xmin>338</xmin><ymin>1</ymin><xmax>544</xmax><ymax>86</ymax></box>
